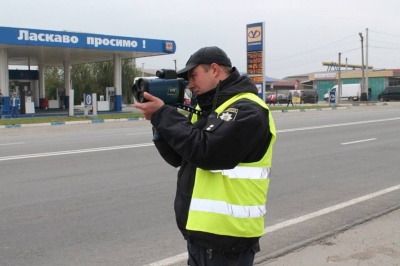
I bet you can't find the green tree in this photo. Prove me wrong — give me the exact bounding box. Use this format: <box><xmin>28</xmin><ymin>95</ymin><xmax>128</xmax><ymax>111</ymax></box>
<box><xmin>93</xmin><ymin>61</ymin><xmax>114</xmax><ymax>91</ymax></box>
<box><xmin>71</xmin><ymin>64</ymin><xmax>94</xmax><ymax>105</ymax></box>
<box><xmin>45</xmin><ymin>60</ymin><xmax>139</xmax><ymax>106</ymax></box>
<box><xmin>122</xmin><ymin>59</ymin><xmax>138</xmax><ymax>104</ymax></box>
<box><xmin>44</xmin><ymin>67</ymin><xmax>63</xmax><ymax>99</ymax></box>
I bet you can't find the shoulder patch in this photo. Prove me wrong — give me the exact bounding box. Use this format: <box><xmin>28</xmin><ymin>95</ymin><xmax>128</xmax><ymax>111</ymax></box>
<box><xmin>218</xmin><ymin>108</ymin><xmax>238</xmax><ymax>121</ymax></box>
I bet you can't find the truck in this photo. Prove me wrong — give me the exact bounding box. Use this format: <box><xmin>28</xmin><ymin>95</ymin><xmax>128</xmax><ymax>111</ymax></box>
<box><xmin>324</xmin><ymin>84</ymin><xmax>361</xmax><ymax>102</ymax></box>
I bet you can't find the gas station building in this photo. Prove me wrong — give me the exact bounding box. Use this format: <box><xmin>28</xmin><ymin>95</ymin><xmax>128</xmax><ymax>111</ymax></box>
<box><xmin>0</xmin><ymin>26</ymin><xmax>176</xmax><ymax>116</ymax></box>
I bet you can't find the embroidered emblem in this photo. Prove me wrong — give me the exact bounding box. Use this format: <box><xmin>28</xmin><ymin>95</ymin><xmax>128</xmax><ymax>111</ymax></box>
<box><xmin>219</xmin><ymin>108</ymin><xmax>238</xmax><ymax>121</ymax></box>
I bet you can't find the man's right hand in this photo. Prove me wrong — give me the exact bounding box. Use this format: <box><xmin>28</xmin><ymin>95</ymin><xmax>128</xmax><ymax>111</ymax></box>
<box><xmin>134</xmin><ymin>92</ymin><xmax>165</xmax><ymax>120</ymax></box>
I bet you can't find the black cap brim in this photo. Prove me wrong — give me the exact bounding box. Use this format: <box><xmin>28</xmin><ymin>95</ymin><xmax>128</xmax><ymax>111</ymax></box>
<box><xmin>176</xmin><ymin>63</ymin><xmax>198</xmax><ymax>80</ymax></box>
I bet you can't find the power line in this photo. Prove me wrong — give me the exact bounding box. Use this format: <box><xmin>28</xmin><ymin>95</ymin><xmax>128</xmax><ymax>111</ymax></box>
<box><xmin>369</xmin><ymin>45</ymin><xmax>400</xmax><ymax>50</ymax></box>
<box><xmin>369</xmin><ymin>29</ymin><xmax>400</xmax><ymax>39</ymax></box>
<box><xmin>266</xmin><ymin>34</ymin><xmax>357</xmax><ymax>63</ymax></box>
<box><xmin>369</xmin><ymin>39</ymin><xmax>400</xmax><ymax>46</ymax></box>
<box><xmin>266</xmin><ymin>47</ymin><xmax>360</xmax><ymax>71</ymax></box>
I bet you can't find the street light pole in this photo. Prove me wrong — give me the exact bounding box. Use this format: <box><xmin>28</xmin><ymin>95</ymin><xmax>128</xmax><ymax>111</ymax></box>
<box><xmin>338</xmin><ymin>52</ymin><xmax>341</xmax><ymax>104</ymax></box>
<box><xmin>359</xmin><ymin>32</ymin><xmax>365</xmax><ymax>101</ymax></box>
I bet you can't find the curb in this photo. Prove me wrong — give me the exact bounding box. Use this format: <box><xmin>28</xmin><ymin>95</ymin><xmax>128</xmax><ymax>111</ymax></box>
<box><xmin>276</xmin><ymin>106</ymin><xmax>350</xmax><ymax>113</ymax></box>
<box><xmin>0</xmin><ymin>117</ymin><xmax>145</xmax><ymax>129</ymax></box>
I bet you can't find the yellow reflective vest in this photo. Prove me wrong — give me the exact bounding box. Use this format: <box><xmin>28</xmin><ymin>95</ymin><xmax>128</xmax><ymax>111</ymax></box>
<box><xmin>187</xmin><ymin>92</ymin><xmax>276</xmax><ymax>237</ymax></box>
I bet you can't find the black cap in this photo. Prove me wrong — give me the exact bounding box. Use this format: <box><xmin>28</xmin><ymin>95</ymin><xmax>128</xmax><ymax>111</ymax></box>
<box><xmin>177</xmin><ymin>46</ymin><xmax>232</xmax><ymax>79</ymax></box>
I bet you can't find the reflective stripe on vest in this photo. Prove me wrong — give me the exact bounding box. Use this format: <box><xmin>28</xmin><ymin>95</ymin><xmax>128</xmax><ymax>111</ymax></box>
<box><xmin>190</xmin><ymin>198</ymin><xmax>266</xmax><ymax>218</ymax></box>
<box><xmin>186</xmin><ymin>92</ymin><xmax>276</xmax><ymax>238</ymax></box>
<box><xmin>211</xmin><ymin>166</ymin><xmax>271</xmax><ymax>180</ymax></box>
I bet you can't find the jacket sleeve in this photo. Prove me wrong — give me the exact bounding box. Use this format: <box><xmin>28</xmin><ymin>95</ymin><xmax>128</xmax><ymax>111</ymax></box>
<box><xmin>151</xmin><ymin>100</ymin><xmax>271</xmax><ymax>170</ymax></box>
<box><xmin>153</xmin><ymin>136</ymin><xmax>182</xmax><ymax>168</ymax></box>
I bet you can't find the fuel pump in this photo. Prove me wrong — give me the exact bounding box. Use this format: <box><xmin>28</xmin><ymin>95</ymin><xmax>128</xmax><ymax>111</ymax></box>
<box><xmin>58</xmin><ymin>89</ymin><xmax>65</xmax><ymax>109</ymax></box>
<box><xmin>15</xmin><ymin>85</ymin><xmax>34</xmax><ymax>114</ymax></box>
<box><xmin>9</xmin><ymin>71</ymin><xmax>39</xmax><ymax>112</ymax></box>
<box><xmin>24</xmin><ymin>87</ymin><xmax>35</xmax><ymax>114</ymax></box>
<box><xmin>106</xmin><ymin>87</ymin><xmax>116</xmax><ymax>111</ymax></box>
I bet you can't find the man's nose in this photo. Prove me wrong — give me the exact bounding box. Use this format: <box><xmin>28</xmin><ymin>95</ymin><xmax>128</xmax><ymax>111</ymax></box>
<box><xmin>187</xmin><ymin>82</ymin><xmax>195</xmax><ymax>91</ymax></box>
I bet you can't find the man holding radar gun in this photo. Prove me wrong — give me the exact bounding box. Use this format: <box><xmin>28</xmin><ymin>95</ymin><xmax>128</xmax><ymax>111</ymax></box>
<box><xmin>135</xmin><ymin>46</ymin><xmax>276</xmax><ymax>266</ymax></box>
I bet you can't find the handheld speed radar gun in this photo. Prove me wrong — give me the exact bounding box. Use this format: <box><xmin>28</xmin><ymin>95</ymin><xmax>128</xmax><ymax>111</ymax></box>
<box><xmin>132</xmin><ymin>69</ymin><xmax>187</xmax><ymax>105</ymax></box>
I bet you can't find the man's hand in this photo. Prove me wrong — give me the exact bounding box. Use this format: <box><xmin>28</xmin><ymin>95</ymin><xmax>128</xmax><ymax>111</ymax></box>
<box><xmin>134</xmin><ymin>92</ymin><xmax>165</xmax><ymax>120</ymax></box>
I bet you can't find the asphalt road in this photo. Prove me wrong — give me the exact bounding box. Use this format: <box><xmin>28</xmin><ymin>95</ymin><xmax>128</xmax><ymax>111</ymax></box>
<box><xmin>0</xmin><ymin>104</ymin><xmax>399</xmax><ymax>266</ymax></box>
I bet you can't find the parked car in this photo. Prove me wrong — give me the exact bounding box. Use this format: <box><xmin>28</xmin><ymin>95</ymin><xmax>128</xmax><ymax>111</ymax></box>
<box><xmin>265</xmin><ymin>92</ymin><xmax>288</xmax><ymax>104</ymax></box>
<box><xmin>265</xmin><ymin>92</ymin><xmax>273</xmax><ymax>104</ymax></box>
<box><xmin>378</xmin><ymin>86</ymin><xmax>400</xmax><ymax>101</ymax></box>
<box><xmin>277</xmin><ymin>94</ymin><xmax>288</xmax><ymax>104</ymax></box>
<box><xmin>184</xmin><ymin>88</ymin><xmax>197</xmax><ymax>106</ymax></box>
<box><xmin>300</xmin><ymin>90</ymin><xmax>318</xmax><ymax>104</ymax></box>
<box><xmin>184</xmin><ymin>94</ymin><xmax>191</xmax><ymax>105</ymax></box>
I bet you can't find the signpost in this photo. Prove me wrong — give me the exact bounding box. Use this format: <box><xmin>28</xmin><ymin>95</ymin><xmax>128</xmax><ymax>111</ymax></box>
<box><xmin>246</xmin><ymin>22</ymin><xmax>265</xmax><ymax>101</ymax></box>
<box><xmin>329</xmin><ymin>91</ymin><xmax>336</xmax><ymax>105</ymax></box>
<box><xmin>84</xmin><ymin>93</ymin><xmax>97</xmax><ymax>116</ymax></box>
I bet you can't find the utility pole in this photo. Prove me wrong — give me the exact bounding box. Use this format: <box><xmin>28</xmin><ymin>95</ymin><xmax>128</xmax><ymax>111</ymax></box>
<box><xmin>366</xmin><ymin>28</ymin><xmax>369</xmax><ymax>100</ymax></box>
<box><xmin>359</xmin><ymin>32</ymin><xmax>365</xmax><ymax>101</ymax></box>
<box><xmin>173</xmin><ymin>59</ymin><xmax>177</xmax><ymax>71</ymax></box>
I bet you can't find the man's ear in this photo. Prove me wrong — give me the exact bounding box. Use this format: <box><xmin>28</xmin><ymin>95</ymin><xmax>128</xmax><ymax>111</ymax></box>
<box><xmin>210</xmin><ymin>63</ymin><xmax>220</xmax><ymax>77</ymax></box>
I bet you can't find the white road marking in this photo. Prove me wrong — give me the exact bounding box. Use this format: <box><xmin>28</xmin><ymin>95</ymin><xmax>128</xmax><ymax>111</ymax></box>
<box><xmin>264</xmin><ymin>184</ymin><xmax>400</xmax><ymax>233</ymax></box>
<box><xmin>341</xmin><ymin>138</ymin><xmax>377</xmax><ymax>145</ymax></box>
<box><xmin>144</xmin><ymin>184</ymin><xmax>400</xmax><ymax>266</ymax></box>
<box><xmin>277</xmin><ymin>117</ymin><xmax>400</xmax><ymax>133</ymax></box>
<box><xmin>0</xmin><ymin>142</ymin><xmax>25</xmax><ymax>146</ymax></box>
<box><xmin>0</xmin><ymin>143</ymin><xmax>154</xmax><ymax>161</ymax></box>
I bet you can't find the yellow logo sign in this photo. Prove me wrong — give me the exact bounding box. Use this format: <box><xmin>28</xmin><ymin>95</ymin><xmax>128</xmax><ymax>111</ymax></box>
<box><xmin>247</xmin><ymin>26</ymin><xmax>262</xmax><ymax>43</ymax></box>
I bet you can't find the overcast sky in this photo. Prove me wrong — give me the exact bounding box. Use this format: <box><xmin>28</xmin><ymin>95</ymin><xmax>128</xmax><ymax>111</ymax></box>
<box><xmin>2</xmin><ymin>0</ymin><xmax>400</xmax><ymax>79</ymax></box>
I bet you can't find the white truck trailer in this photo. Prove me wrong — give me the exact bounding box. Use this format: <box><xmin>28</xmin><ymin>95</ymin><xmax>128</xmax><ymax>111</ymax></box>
<box><xmin>324</xmin><ymin>84</ymin><xmax>361</xmax><ymax>101</ymax></box>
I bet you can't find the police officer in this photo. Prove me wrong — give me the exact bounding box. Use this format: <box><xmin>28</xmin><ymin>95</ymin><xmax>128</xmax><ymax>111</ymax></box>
<box><xmin>135</xmin><ymin>46</ymin><xmax>276</xmax><ymax>266</ymax></box>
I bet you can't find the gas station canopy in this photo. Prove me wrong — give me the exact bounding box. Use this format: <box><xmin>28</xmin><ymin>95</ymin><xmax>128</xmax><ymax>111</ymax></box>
<box><xmin>0</xmin><ymin>26</ymin><xmax>176</xmax><ymax>115</ymax></box>
<box><xmin>0</xmin><ymin>26</ymin><xmax>176</xmax><ymax>66</ymax></box>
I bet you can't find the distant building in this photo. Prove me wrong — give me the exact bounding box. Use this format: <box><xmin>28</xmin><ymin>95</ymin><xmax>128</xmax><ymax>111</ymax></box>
<box><xmin>266</xmin><ymin>68</ymin><xmax>400</xmax><ymax>101</ymax></box>
<box><xmin>308</xmin><ymin>69</ymin><xmax>400</xmax><ymax>101</ymax></box>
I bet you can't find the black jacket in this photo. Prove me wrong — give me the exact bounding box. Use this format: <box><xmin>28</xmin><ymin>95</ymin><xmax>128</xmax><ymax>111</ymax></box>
<box><xmin>151</xmin><ymin>68</ymin><xmax>273</xmax><ymax>252</ymax></box>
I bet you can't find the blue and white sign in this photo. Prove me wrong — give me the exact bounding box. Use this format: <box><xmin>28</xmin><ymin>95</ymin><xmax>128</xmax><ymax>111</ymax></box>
<box><xmin>329</xmin><ymin>91</ymin><xmax>336</xmax><ymax>104</ymax></box>
<box><xmin>84</xmin><ymin>94</ymin><xmax>93</xmax><ymax>107</ymax></box>
<box><xmin>0</xmin><ymin>26</ymin><xmax>176</xmax><ymax>53</ymax></box>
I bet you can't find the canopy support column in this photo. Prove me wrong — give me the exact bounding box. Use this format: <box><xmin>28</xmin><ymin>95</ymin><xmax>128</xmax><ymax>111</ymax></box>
<box><xmin>0</xmin><ymin>48</ymin><xmax>8</xmax><ymax>95</ymax></box>
<box><xmin>0</xmin><ymin>48</ymin><xmax>9</xmax><ymax>114</ymax></box>
<box><xmin>114</xmin><ymin>54</ymin><xmax>122</xmax><ymax>111</ymax></box>
<box><xmin>64</xmin><ymin>60</ymin><xmax>73</xmax><ymax>116</ymax></box>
